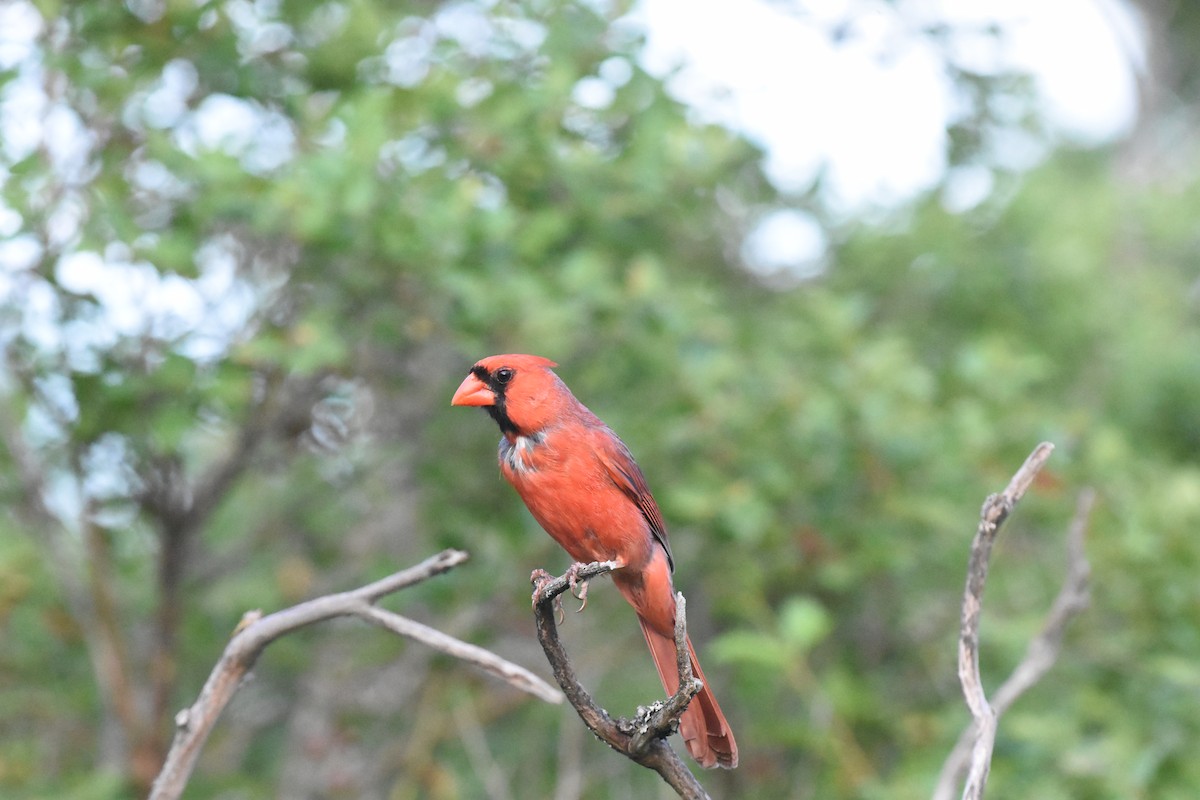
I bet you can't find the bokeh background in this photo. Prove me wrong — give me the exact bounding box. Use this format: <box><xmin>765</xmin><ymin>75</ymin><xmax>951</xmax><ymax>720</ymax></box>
<box><xmin>1</xmin><ymin>1</ymin><xmax>1198</xmax><ymax>798</ymax></box>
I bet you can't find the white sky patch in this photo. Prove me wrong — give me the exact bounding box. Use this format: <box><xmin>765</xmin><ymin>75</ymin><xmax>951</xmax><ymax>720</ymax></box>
<box><xmin>173</xmin><ymin>94</ymin><xmax>296</xmax><ymax>173</ymax></box>
<box><xmin>178</xmin><ymin>94</ymin><xmax>262</xmax><ymax>151</ymax></box>
<box><xmin>632</xmin><ymin>0</ymin><xmax>953</xmax><ymax>207</ymax></box>
<box><xmin>0</xmin><ymin>234</ymin><xmax>41</xmax><ymax>272</ymax></box>
<box><xmin>992</xmin><ymin>0</ymin><xmax>1141</xmax><ymax>143</ymax></box>
<box><xmin>633</xmin><ymin>0</ymin><xmax>1139</xmax><ymax>209</ymax></box>
<box><xmin>18</xmin><ymin>278</ymin><xmax>63</xmax><ymax>354</ymax></box>
<box><xmin>0</xmin><ymin>203</ymin><xmax>22</xmax><ymax>236</ymax></box>
<box><xmin>741</xmin><ymin>209</ymin><xmax>828</xmax><ymax>284</ymax></box>
<box><xmin>57</xmin><ymin>251</ymin><xmax>197</xmax><ymax>338</ymax></box>
<box><xmin>940</xmin><ymin>163</ymin><xmax>996</xmax><ymax>214</ymax></box>
<box><xmin>572</xmin><ymin>76</ymin><xmax>617</xmax><ymax>110</ymax></box>
<box><xmin>0</xmin><ymin>2</ymin><xmax>41</xmax><ymax>69</ymax></box>
<box><xmin>183</xmin><ymin>235</ymin><xmax>262</xmax><ymax>360</ymax></box>
<box><xmin>44</xmin><ymin>103</ymin><xmax>94</xmax><ymax>179</ymax></box>
<box><xmin>143</xmin><ymin>59</ymin><xmax>199</xmax><ymax>129</ymax></box>
<box><xmin>1</xmin><ymin>71</ymin><xmax>46</xmax><ymax>162</ymax></box>
<box><xmin>635</xmin><ymin>0</ymin><xmax>825</xmax><ymax>192</ymax></box>
<box><xmin>53</xmin><ymin>243</ymin><xmax>257</xmax><ymax>361</ymax></box>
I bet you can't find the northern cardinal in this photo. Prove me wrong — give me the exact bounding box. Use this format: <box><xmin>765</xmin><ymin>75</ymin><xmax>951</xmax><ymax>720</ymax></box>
<box><xmin>451</xmin><ymin>354</ymin><xmax>738</xmax><ymax>769</ymax></box>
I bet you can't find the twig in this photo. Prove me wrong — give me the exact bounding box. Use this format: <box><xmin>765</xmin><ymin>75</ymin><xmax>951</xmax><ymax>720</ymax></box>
<box><xmin>532</xmin><ymin>562</ymin><xmax>710</xmax><ymax>800</ymax></box>
<box><xmin>991</xmin><ymin>488</ymin><xmax>1093</xmax><ymax>712</ymax></box>
<box><xmin>933</xmin><ymin>486</ymin><xmax>1093</xmax><ymax>800</ymax></box>
<box><xmin>628</xmin><ymin>593</ymin><xmax>703</xmax><ymax>754</ymax></box>
<box><xmin>354</xmin><ymin>603</ymin><xmax>561</xmax><ymax>703</ymax></box>
<box><xmin>956</xmin><ymin>442</ymin><xmax>1052</xmax><ymax>799</ymax></box>
<box><xmin>149</xmin><ymin>549</ymin><xmax>562</xmax><ymax>800</ymax></box>
<box><xmin>942</xmin><ymin>443</ymin><xmax>1092</xmax><ymax>800</ymax></box>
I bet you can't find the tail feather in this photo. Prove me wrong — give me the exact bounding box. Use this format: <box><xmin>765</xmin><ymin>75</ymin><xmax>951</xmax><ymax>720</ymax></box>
<box><xmin>639</xmin><ymin>617</ymin><xmax>738</xmax><ymax>769</ymax></box>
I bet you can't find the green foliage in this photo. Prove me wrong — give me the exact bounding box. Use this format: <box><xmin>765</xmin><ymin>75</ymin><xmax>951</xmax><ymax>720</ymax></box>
<box><xmin>1</xmin><ymin>1</ymin><xmax>1199</xmax><ymax>798</ymax></box>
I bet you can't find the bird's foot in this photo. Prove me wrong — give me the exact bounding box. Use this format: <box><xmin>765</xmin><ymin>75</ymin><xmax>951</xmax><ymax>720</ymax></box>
<box><xmin>532</xmin><ymin>560</ymin><xmax>621</xmax><ymax>620</ymax></box>
<box><xmin>530</xmin><ymin>567</ymin><xmax>555</xmax><ymax>594</ymax></box>
<box><xmin>530</xmin><ymin>568</ymin><xmax>566</xmax><ymax>623</ymax></box>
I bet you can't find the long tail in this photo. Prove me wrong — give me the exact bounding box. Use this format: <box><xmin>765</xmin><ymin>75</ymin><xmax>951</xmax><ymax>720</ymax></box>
<box><xmin>638</xmin><ymin>616</ymin><xmax>738</xmax><ymax>769</ymax></box>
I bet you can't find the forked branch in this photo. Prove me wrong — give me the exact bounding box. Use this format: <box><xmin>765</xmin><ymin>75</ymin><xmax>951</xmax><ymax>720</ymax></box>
<box><xmin>937</xmin><ymin>444</ymin><xmax>1093</xmax><ymax>800</ymax></box>
<box><xmin>149</xmin><ymin>549</ymin><xmax>562</xmax><ymax>800</ymax></box>
<box><xmin>532</xmin><ymin>562</ymin><xmax>710</xmax><ymax>800</ymax></box>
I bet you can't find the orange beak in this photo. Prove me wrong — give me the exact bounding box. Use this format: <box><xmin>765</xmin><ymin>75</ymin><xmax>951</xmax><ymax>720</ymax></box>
<box><xmin>450</xmin><ymin>373</ymin><xmax>495</xmax><ymax>407</ymax></box>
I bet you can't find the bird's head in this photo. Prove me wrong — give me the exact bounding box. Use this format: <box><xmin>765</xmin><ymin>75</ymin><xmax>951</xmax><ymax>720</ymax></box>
<box><xmin>451</xmin><ymin>354</ymin><xmax>565</xmax><ymax>437</ymax></box>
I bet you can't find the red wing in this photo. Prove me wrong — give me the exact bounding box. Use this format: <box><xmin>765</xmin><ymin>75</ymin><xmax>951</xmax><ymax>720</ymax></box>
<box><xmin>593</xmin><ymin>429</ymin><xmax>674</xmax><ymax>572</ymax></box>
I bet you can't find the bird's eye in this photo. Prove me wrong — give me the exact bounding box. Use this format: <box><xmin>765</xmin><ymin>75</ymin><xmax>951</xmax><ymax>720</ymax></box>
<box><xmin>494</xmin><ymin>367</ymin><xmax>514</xmax><ymax>384</ymax></box>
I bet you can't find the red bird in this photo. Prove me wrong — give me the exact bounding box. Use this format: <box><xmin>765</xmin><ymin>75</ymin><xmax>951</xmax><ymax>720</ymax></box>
<box><xmin>451</xmin><ymin>354</ymin><xmax>738</xmax><ymax>769</ymax></box>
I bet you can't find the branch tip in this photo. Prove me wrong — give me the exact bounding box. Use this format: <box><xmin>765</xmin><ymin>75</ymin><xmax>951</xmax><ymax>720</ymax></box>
<box><xmin>937</xmin><ymin>447</ymin><xmax>1092</xmax><ymax>800</ymax></box>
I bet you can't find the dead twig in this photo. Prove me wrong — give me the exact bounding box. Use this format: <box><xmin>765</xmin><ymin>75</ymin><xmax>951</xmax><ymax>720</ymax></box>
<box><xmin>532</xmin><ymin>561</ymin><xmax>710</xmax><ymax>800</ymax></box>
<box><xmin>934</xmin><ymin>485</ymin><xmax>1093</xmax><ymax>800</ymax></box>
<box><xmin>150</xmin><ymin>549</ymin><xmax>562</xmax><ymax>800</ymax></box>
<box><xmin>940</xmin><ymin>443</ymin><xmax>1092</xmax><ymax>800</ymax></box>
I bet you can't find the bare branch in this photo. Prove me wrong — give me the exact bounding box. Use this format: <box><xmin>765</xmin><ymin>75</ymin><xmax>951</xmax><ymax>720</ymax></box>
<box><xmin>629</xmin><ymin>593</ymin><xmax>703</xmax><ymax>754</ymax></box>
<box><xmin>938</xmin><ymin>444</ymin><xmax>1093</xmax><ymax>800</ymax></box>
<box><xmin>355</xmin><ymin>605</ymin><xmax>562</xmax><ymax>704</ymax></box>
<box><xmin>150</xmin><ymin>549</ymin><xmax>561</xmax><ymax>800</ymax></box>
<box><xmin>934</xmin><ymin>486</ymin><xmax>1094</xmax><ymax>800</ymax></box>
<box><xmin>957</xmin><ymin>443</ymin><xmax>1054</xmax><ymax>798</ymax></box>
<box><xmin>991</xmin><ymin>488</ymin><xmax>1093</xmax><ymax>714</ymax></box>
<box><xmin>532</xmin><ymin>562</ymin><xmax>711</xmax><ymax>800</ymax></box>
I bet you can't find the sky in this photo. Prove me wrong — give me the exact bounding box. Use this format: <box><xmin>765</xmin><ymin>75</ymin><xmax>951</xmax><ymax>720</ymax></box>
<box><xmin>632</xmin><ymin>0</ymin><xmax>1141</xmax><ymax>210</ymax></box>
<box><xmin>0</xmin><ymin>0</ymin><xmax>1147</xmax><ymax>298</ymax></box>
<box><xmin>1</xmin><ymin>0</ymin><xmax>1144</xmax><ymax>208</ymax></box>
<box><xmin>625</xmin><ymin>0</ymin><xmax>1142</xmax><ymax>278</ymax></box>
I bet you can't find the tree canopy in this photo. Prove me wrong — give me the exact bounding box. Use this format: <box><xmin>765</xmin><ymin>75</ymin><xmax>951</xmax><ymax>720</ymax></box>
<box><xmin>1</xmin><ymin>1</ymin><xmax>1198</xmax><ymax>798</ymax></box>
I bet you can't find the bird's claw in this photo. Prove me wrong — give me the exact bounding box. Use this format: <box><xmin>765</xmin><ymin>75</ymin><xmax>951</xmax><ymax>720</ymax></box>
<box><xmin>565</xmin><ymin>562</ymin><xmax>590</xmax><ymax>613</ymax></box>
<box><xmin>574</xmin><ymin>578</ymin><xmax>590</xmax><ymax>612</ymax></box>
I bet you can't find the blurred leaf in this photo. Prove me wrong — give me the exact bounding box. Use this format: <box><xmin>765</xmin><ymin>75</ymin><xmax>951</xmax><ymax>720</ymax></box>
<box><xmin>778</xmin><ymin>596</ymin><xmax>832</xmax><ymax>653</ymax></box>
<box><xmin>711</xmin><ymin>630</ymin><xmax>791</xmax><ymax>671</ymax></box>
